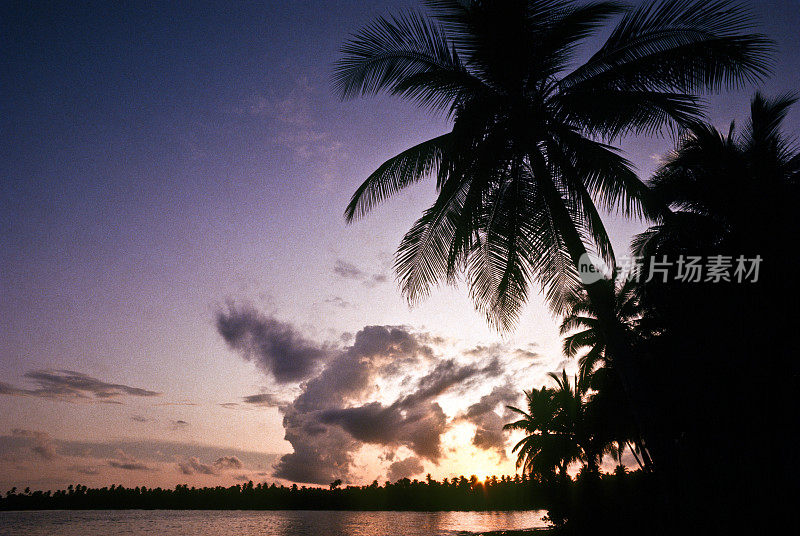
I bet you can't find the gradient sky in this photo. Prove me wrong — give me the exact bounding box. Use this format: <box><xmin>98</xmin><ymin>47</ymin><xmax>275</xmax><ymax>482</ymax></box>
<box><xmin>2</xmin><ymin>0</ymin><xmax>798</xmax><ymax>490</ymax></box>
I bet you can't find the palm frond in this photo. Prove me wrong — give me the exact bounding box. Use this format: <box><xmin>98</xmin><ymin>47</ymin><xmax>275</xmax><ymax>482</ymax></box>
<box><xmin>345</xmin><ymin>133</ymin><xmax>451</xmax><ymax>222</ymax></box>
<box><xmin>562</xmin><ymin>0</ymin><xmax>773</xmax><ymax>94</ymax></box>
<box><xmin>334</xmin><ymin>10</ymin><xmax>484</xmax><ymax>113</ymax></box>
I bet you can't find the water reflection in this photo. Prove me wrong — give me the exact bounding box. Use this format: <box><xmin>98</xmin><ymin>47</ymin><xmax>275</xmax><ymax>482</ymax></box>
<box><xmin>0</xmin><ymin>510</ymin><xmax>549</xmax><ymax>536</ymax></box>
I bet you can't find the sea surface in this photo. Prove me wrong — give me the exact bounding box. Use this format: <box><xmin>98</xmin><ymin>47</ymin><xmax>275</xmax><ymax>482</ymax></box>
<box><xmin>0</xmin><ymin>510</ymin><xmax>549</xmax><ymax>535</ymax></box>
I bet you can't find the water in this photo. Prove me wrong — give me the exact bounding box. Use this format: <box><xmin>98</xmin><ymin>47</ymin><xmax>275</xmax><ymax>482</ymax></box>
<box><xmin>0</xmin><ymin>510</ymin><xmax>549</xmax><ymax>535</ymax></box>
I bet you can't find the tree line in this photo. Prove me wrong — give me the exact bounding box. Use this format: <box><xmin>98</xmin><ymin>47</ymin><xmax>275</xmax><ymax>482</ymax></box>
<box><xmin>0</xmin><ymin>471</ymin><xmax>648</xmax><ymax>511</ymax></box>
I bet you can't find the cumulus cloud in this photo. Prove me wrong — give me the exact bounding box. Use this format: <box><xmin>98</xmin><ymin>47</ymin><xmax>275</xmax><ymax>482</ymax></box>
<box><xmin>333</xmin><ymin>260</ymin><xmax>388</xmax><ymax>288</ymax></box>
<box><xmin>216</xmin><ymin>304</ymin><xmax>329</xmax><ymax>383</ymax></box>
<box><xmin>0</xmin><ymin>370</ymin><xmax>160</xmax><ymax>403</ymax></box>
<box><xmin>387</xmin><ymin>456</ymin><xmax>425</xmax><ymax>482</ymax></box>
<box><xmin>319</xmin><ymin>359</ymin><xmax>502</xmax><ymax>462</ymax></box>
<box><xmin>264</xmin><ymin>324</ymin><xmax>507</xmax><ymax>484</ymax></box>
<box><xmin>458</xmin><ymin>383</ymin><xmax>520</xmax><ymax>458</ymax></box>
<box><xmin>214</xmin><ymin>304</ymin><xmax>537</xmax><ymax>485</ymax></box>
<box><xmin>272</xmin><ymin>325</ymin><xmax>441</xmax><ymax>484</ymax></box>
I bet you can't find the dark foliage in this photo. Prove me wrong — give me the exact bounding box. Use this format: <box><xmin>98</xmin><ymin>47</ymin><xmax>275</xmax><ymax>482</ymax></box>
<box><xmin>1</xmin><ymin>473</ymin><xmax>570</xmax><ymax>511</ymax></box>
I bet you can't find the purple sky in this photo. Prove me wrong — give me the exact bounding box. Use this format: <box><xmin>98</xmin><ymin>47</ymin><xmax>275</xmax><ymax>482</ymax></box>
<box><xmin>1</xmin><ymin>0</ymin><xmax>799</xmax><ymax>489</ymax></box>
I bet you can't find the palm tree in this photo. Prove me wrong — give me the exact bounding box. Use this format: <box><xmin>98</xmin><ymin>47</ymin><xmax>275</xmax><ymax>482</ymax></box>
<box><xmin>558</xmin><ymin>275</ymin><xmax>653</xmax><ymax>469</ymax></box>
<box><xmin>560</xmin><ymin>274</ymin><xmax>642</xmax><ymax>378</ymax></box>
<box><xmin>336</xmin><ymin>0</ymin><xmax>770</xmax><ymax>325</ymax></box>
<box><xmin>505</xmin><ymin>370</ymin><xmax>603</xmax><ymax>479</ymax></box>
<box><xmin>626</xmin><ymin>93</ymin><xmax>800</xmax><ymax>527</ymax></box>
<box><xmin>634</xmin><ymin>92</ymin><xmax>800</xmax><ymax>261</ymax></box>
<box><xmin>335</xmin><ymin>0</ymin><xmax>772</xmax><ymax>468</ymax></box>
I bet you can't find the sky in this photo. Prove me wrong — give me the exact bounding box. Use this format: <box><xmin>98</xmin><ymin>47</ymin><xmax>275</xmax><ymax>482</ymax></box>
<box><xmin>1</xmin><ymin>0</ymin><xmax>798</xmax><ymax>491</ymax></box>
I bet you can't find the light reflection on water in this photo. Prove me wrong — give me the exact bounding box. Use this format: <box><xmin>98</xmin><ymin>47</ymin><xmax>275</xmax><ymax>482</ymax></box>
<box><xmin>0</xmin><ymin>510</ymin><xmax>549</xmax><ymax>536</ymax></box>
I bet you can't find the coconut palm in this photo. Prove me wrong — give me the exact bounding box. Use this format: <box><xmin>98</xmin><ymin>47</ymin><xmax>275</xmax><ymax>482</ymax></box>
<box><xmin>336</xmin><ymin>0</ymin><xmax>771</xmax><ymax>329</ymax></box>
<box><xmin>504</xmin><ymin>370</ymin><xmax>604</xmax><ymax>479</ymax></box>
<box><xmin>560</xmin><ymin>274</ymin><xmax>643</xmax><ymax>378</ymax></box>
<box><xmin>336</xmin><ymin>0</ymin><xmax>772</xmax><ymax>470</ymax></box>
<box><xmin>633</xmin><ymin>92</ymin><xmax>800</xmax><ymax>261</ymax></box>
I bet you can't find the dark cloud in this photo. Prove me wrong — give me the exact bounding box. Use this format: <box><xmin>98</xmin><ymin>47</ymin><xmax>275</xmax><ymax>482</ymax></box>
<box><xmin>242</xmin><ymin>393</ymin><xmax>284</xmax><ymax>407</ymax></box>
<box><xmin>11</xmin><ymin>429</ymin><xmax>58</xmax><ymax>460</ymax></box>
<box><xmin>387</xmin><ymin>457</ymin><xmax>425</xmax><ymax>482</ymax></box>
<box><xmin>109</xmin><ymin>460</ymin><xmax>152</xmax><ymax>471</ymax></box>
<box><xmin>465</xmin><ymin>343</ymin><xmax>541</xmax><ymax>362</ymax></box>
<box><xmin>459</xmin><ymin>383</ymin><xmax>520</xmax><ymax>457</ymax></box>
<box><xmin>130</xmin><ymin>415</ymin><xmax>149</xmax><ymax>423</ymax></box>
<box><xmin>171</xmin><ymin>420</ymin><xmax>189</xmax><ymax>430</ymax></box>
<box><xmin>318</xmin><ymin>359</ymin><xmax>500</xmax><ymax>462</ymax></box>
<box><xmin>333</xmin><ymin>260</ymin><xmax>388</xmax><ymax>288</ymax></box>
<box><xmin>321</xmin><ymin>400</ymin><xmax>448</xmax><ymax>461</ymax></box>
<box><xmin>216</xmin><ymin>304</ymin><xmax>329</xmax><ymax>383</ymax></box>
<box><xmin>0</xmin><ymin>370</ymin><xmax>160</xmax><ymax>403</ymax></box>
<box><xmin>273</xmin><ymin>325</ymin><xmax>439</xmax><ymax>484</ymax></box>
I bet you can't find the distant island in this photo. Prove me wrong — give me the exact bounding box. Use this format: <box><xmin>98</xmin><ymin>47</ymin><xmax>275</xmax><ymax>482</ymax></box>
<box><xmin>0</xmin><ymin>471</ymin><xmax>642</xmax><ymax>512</ymax></box>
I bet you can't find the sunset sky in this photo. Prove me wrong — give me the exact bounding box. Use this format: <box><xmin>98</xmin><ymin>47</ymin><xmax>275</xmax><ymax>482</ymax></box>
<box><xmin>2</xmin><ymin>0</ymin><xmax>798</xmax><ymax>491</ymax></box>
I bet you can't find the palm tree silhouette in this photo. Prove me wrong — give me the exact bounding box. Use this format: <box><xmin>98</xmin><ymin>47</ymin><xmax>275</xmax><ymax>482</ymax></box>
<box><xmin>505</xmin><ymin>370</ymin><xmax>603</xmax><ymax>479</ymax></box>
<box><xmin>336</xmin><ymin>0</ymin><xmax>770</xmax><ymax>326</ymax></box>
<box><xmin>634</xmin><ymin>92</ymin><xmax>799</xmax><ymax>260</ymax></box>
<box><xmin>335</xmin><ymin>0</ymin><xmax>772</xmax><ymax>469</ymax></box>
<box><xmin>560</xmin><ymin>274</ymin><xmax>642</xmax><ymax>378</ymax></box>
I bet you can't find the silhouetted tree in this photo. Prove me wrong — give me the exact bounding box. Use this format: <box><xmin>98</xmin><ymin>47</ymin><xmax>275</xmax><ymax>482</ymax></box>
<box><xmin>335</xmin><ymin>1</ymin><xmax>772</xmax><ymax>476</ymax></box>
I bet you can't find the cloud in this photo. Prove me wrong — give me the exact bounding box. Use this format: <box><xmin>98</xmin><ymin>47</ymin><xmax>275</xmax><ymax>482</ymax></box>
<box><xmin>130</xmin><ymin>415</ymin><xmax>149</xmax><ymax>423</ymax></box>
<box><xmin>318</xmin><ymin>359</ymin><xmax>501</xmax><ymax>462</ymax></box>
<box><xmin>171</xmin><ymin>420</ymin><xmax>189</xmax><ymax>430</ymax></box>
<box><xmin>262</xmin><ymin>323</ymin><xmax>506</xmax><ymax>484</ymax></box>
<box><xmin>458</xmin><ymin>383</ymin><xmax>520</xmax><ymax>458</ymax></box>
<box><xmin>216</xmin><ymin>304</ymin><xmax>329</xmax><ymax>383</ymax></box>
<box><xmin>214</xmin><ymin>456</ymin><xmax>243</xmax><ymax>470</ymax></box>
<box><xmin>178</xmin><ymin>457</ymin><xmax>216</xmax><ymax>475</ymax></box>
<box><xmin>387</xmin><ymin>457</ymin><xmax>425</xmax><ymax>482</ymax></box>
<box><xmin>333</xmin><ymin>260</ymin><xmax>388</xmax><ymax>288</ymax></box>
<box><xmin>272</xmin><ymin>325</ymin><xmax>439</xmax><ymax>484</ymax></box>
<box><xmin>11</xmin><ymin>429</ymin><xmax>58</xmax><ymax>461</ymax></box>
<box><xmin>108</xmin><ymin>460</ymin><xmax>152</xmax><ymax>471</ymax></box>
<box><xmin>0</xmin><ymin>370</ymin><xmax>160</xmax><ymax>403</ymax></box>
<box><xmin>242</xmin><ymin>393</ymin><xmax>284</xmax><ymax>407</ymax></box>
<box><xmin>0</xmin><ymin>434</ymin><xmax>281</xmax><ymax>489</ymax></box>
<box><xmin>108</xmin><ymin>450</ymin><xmax>154</xmax><ymax>472</ymax></box>
<box><xmin>179</xmin><ymin>455</ymin><xmax>244</xmax><ymax>475</ymax></box>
